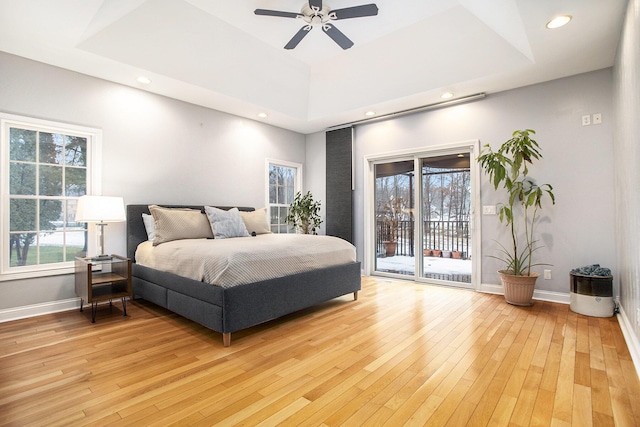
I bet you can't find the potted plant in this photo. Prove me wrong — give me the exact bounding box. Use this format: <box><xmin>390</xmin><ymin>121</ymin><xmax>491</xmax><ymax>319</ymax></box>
<box><xmin>477</xmin><ymin>129</ymin><xmax>555</xmax><ymax>306</ymax></box>
<box><xmin>379</xmin><ymin>197</ymin><xmax>404</xmax><ymax>256</ymax></box>
<box><xmin>286</xmin><ymin>191</ymin><xmax>322</xmax><ymax>234</ymax></box>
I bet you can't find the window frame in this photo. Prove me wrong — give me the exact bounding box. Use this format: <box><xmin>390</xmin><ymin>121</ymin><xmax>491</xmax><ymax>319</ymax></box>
<box><xmin>265</xmin><ymin>158</ymin><xmax>302</xmax><ymax>234</ymax></box>
<box><xmin>0</xmin><ymin>113</ymin><xmax>102</xmax><ymax>281</ymax></box>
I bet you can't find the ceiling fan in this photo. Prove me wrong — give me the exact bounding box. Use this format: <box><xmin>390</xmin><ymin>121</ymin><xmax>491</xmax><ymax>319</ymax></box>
<box><xmin>255</xmin><ymin>1</ymin><xmax>379</xmax><ymax>50</ymax></box>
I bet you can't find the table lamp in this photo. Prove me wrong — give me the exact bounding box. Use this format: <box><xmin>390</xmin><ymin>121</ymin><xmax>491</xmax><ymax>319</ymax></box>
<box><xmin>75</xmin><ymin>195</ymin><xmax>125</xmax><ymax>260</ymax></box>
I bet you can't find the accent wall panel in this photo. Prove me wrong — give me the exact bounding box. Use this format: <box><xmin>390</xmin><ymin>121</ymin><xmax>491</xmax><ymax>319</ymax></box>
<box><xmin>326</xmin><ymin>127</ymin><xmax>353</xmax><ymax>243</ymax></box>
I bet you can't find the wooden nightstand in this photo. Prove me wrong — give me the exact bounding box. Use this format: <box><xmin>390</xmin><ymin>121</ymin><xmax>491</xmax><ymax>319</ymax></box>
<box><xmin>75</xmin><ymin>255</ymin><xmax>132</xmax><ymax>323</ymax></box>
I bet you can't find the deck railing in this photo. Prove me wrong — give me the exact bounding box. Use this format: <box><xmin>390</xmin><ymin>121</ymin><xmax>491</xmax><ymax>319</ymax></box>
<box><xmin>377</xmin><ymin>220</ymin><xmax>470</xmax><ymax>258</ymax></box>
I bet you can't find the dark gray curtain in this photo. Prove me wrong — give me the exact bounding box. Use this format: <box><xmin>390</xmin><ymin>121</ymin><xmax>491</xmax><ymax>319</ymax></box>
<box><xmin>326</xmin><ymin>127</ymin><xmax>353</xmax><ymax>243</ymax></box>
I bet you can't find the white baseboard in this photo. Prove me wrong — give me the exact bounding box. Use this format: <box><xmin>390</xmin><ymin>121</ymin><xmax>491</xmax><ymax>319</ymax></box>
<box><xmin>0</xmin><ymin>298</ymin><xmax>80</xmax><ymax>323</ymax></box>
<box><xmin>532</xmin><ymin>288</ymin><xmax>571</xmax><ymax>304</ymax></box>
<box><xmin>478</xmin><ymin>283</ymin><xmax>570</xmax><ymax>304</ymax></box>
<box><xmin>478</xmin><ymin>283</ymin><xmax>503</xmax><ymax>295</ymax></box>
<box><xmin>617</xmin><ymin>305</ymin><xmax>640</xmax><ymax>380</ymax></box>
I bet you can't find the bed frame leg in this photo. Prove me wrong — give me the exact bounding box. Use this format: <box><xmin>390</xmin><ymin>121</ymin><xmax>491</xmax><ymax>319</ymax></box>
<box><xmin>223</xmin><ymin>333</ymin><xmax>231</xmax><ymax>347</ymax></box>
<box><xmin>354</xmin><ymin>291</ymin><xmax>359</xmax><ymax>301</ymax></box>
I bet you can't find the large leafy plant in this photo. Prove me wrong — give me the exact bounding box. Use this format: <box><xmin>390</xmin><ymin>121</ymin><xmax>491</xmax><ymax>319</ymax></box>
<box><xmin>477</xmin><ymin>129</ymin><xmax>555</xmax><ymax>276</ymax></box>
<box><xmin>286</xmin><ymin>191</ymin><xmax>323</xmax><ymax>234</ymax></box>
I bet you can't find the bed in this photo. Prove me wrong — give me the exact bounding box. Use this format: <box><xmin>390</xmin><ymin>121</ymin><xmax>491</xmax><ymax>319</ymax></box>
<box><xmin>126</xmin><ymin>204</ymin><xmax>361</xmax><ymax>346</ymax></box>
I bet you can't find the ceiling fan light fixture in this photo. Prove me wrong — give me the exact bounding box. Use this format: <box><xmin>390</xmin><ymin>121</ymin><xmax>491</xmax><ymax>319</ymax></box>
<box><xmin>255</xmin><ymin>1</ymin><xmax>379</xmax><ymax>50</ymax></box>
<box><xmin>546</xmin><ymin>15</ymin><xmax>572</xmax><ymax>29</ymax></box>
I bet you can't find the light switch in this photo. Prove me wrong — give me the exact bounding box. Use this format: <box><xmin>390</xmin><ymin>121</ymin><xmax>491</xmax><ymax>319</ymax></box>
<box><xmin>482</xmin><ymin>205</ymin><xmax>496</xmax><ymax>215</ymax></box>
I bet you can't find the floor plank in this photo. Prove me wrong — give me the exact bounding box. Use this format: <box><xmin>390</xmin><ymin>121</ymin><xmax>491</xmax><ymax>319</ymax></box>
<box><xmin>0</xmin><ymin>277</ymin><xmax>638</xmax><ymax>426</ymax></box>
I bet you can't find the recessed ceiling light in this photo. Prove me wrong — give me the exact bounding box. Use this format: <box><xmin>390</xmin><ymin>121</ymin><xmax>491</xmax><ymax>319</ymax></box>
<box><xmin>441</xmin><ymin>92</ymin><xmax>454</xmax><ymax>99</ymax></box>
<box><xmin>257</xmin><ymin>112</ymin><xmax>268</xmax><ymax>118</ymax></box>
<box><xmin>365</xmin><ymin>111</ymin><xmax>376</xmax><ymax>117</ymax></box>
<box><xmin>136</xmin><ymin>76</ymin><xmax>152</xmax><ymax>84</ymax></box>
<box><xmin>546</xmin><ymin>15</ymin><xmax>572</xmax><ymax>29</ymax></box>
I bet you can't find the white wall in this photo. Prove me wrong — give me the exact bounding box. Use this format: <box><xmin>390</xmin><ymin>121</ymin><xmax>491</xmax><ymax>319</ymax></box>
<box><xmin>613</xmin><ymin>0</ymin><xmax>640</xmax><ymax>359</ymax></box>
<box><xmin>0</xmin><ymin>51</ymin><xmax>305</xmax><ymax>310</ymax></box>
<box><xmin>308</xmin><ymin>69</ymin><xmax>616</xmax><ymax>296</ymax></box>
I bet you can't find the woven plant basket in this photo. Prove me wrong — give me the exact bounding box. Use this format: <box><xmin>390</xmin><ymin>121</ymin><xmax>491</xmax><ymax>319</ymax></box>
<box><xmin>498</xmin><ymin>270</ymin><xmax>539</xmax><ymax>306</ymax></box>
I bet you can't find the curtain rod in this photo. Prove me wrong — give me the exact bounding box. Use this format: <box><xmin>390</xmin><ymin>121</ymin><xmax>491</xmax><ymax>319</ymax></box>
<box><xmin>326</xmin><ymin>92</ymin><xmax>486</xmax><ymax>131</ymax></box>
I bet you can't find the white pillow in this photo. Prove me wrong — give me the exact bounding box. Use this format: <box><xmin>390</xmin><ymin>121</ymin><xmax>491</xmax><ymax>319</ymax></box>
<box><xmin>142</xmin><ymin>213</ymin><xmax>155</xmax><ymax>241</ymax></box>
<box><xmin>204</xmin><ymin>206</ymin><xmax>249</xmax><ymax>239</ymax></box>
<box><xmin>240</xmin><ymin>208</ymin><xmax>271</xmax><ymax>235</ymax></box>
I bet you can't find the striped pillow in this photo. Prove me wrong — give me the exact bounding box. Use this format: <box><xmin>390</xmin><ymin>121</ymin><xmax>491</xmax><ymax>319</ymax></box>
<box><xmin>149</xmin><ymin>205</ymin><xmax>214</xmax><ymax>246</ymax></box>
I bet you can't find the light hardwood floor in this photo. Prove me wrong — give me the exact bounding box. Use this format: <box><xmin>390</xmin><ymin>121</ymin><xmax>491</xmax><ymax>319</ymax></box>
<box><xmin>1</xmin><ymin>276</ymin><xmax>639</xmax><ymax>426</ymax></box>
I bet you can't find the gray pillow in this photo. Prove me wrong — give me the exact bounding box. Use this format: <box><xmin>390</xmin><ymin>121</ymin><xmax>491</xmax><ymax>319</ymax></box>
<box><xmin>204</xmin><ymin>206</ymin><xmax>249</xmax><ymax>239</ymax></box>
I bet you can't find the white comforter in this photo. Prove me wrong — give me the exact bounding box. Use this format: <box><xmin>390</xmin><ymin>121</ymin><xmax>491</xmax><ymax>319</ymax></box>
<box><xmin>135</xmin><ymin>233</ymin><xmax>357</xmax><ymax>288</ymax></box>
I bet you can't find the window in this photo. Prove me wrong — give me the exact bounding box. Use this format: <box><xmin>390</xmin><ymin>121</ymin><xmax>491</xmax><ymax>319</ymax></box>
<box><xmin>1</xmin><ymin>113</ymin><xmax>101</xmax><ymax>279</ymax></box>
<box><xmin>266</xmin><ymin>160</ymin><xmax>301</xmax><ymax>233</ymax></box>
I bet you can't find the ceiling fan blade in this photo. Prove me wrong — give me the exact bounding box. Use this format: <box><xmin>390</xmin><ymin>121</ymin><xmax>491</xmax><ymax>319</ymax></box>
<box><xmin>254</xmin><ymin>9</ymin><xmax>300</xmax><ymax>19</ymax></box>
<box><xmin>285</xmin><ymin>26</ymin><xmax>312</xmax><ymax>49</ymax></box>
<box><xmin>309</xmin><ymin>0</ymin><xmax>323</xmax><ymax>10</ymax></box>
<box><xmin>330</xmin><ymin>4</ymin><xmax>379</xmax><ymax>20</ymax></box>
<box><xmin>323</xmin><ymin>24</ymin><xmax>354</xmax><ymax>49</ymax></box>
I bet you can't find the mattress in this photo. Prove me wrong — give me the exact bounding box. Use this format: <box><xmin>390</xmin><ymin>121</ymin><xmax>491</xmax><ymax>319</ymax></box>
<box><xmin>135</xmin><ymin>233</ymin><xmax>357</xmax><ymax>288</ymax></box>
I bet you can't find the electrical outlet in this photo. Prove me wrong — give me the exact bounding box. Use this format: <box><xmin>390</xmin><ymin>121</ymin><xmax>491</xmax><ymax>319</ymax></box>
<box><xmin>582</xmin><ymin>115</ymin><xmax>591</xmax><ymax>126</ymax></box>
<box><xmin>593</xmin><ymin>113</ymin><xmax>602</xmax><ymax>124</ymax></box>
<box><xmin>544</xmin><ymin>269</ymin><xmax>551</xmax><ymax>280</ymax></box>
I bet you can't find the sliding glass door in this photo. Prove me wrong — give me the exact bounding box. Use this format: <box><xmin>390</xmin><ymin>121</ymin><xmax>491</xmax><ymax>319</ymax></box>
<box><xmin>420</xmin><ymin>154</ymin><xmax>472</xmax><ymax>285</ymax></box>
<box><xmin>371</xmin><ymin>145</ymin><xmax>476</xmax><ymax>288</ymax></box>
<box><xmin>374</xmin><ymin>160</ymin><xmax>415</xmax><ymax>276</ymax></box>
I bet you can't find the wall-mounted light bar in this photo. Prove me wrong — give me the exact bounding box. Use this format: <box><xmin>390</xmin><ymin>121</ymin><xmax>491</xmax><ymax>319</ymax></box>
<box><xmin>326</xmin><ymin>93</ymin><xmax>486</xmax><ymax>131</ymax></box>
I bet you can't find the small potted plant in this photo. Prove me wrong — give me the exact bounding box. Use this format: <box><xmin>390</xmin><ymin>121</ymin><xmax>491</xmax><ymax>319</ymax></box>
<box><xmin>379</xmin><ymin>197</ymin><xmax>404</xmax><ymax>256</ymax></box>
<box><xmin>477</xmin><ymin>129</ymin><xmax>555</xmax><ymax>306</ymax></box>
<box><xmin>286</xmin><ymin>191</ymin><xmax>322</xmax><ymax>234</ymax></box>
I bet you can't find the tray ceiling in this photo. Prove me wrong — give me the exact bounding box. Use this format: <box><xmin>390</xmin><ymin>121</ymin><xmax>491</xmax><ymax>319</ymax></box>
<box><xmin>0</xmin><ymin>0</ymin><xmax>627</xmax><ymax>133</ymax></box>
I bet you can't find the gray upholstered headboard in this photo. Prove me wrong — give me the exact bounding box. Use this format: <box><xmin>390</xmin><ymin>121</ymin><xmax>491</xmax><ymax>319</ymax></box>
<box><xmin>126</xmin><ymin>205</ymin><xmax>254</xmax><ymax>262</ymax></box>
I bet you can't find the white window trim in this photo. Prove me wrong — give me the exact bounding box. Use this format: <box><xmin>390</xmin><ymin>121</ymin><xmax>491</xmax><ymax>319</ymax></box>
<box><xmin>265</xmin><ymin>158</ymin><xmax>303</xmax><ymax>208</ymax></box>
<box><xmin>0</xmin><ymin>112</ymin><xmax>102</xmax><ymax>281</ymax></box>
<box><xmin>265</xmin><ymin>158</ymin><xmax>303</xmax><ymax>233</ymax></box>
<box><xmin>363</xmin><ymin>140</ymin><xmax>482</xmax><ymax>289</ymax></box>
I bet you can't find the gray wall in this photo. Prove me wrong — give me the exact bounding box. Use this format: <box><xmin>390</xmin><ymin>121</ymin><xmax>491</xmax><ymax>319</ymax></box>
<box><xmin>613</xmin><ymin>0</ymin><xmax>640</xmax><ymax>354</ymax></box>
<box><xmin>309</xmin><ymin>68</ymin><xmax>616</xmax><ymax>296</ymax></box>
<box><xmin>0</xmin><ymin>51</ymin><xmax>305</xmax><ymax>310</ymax></box>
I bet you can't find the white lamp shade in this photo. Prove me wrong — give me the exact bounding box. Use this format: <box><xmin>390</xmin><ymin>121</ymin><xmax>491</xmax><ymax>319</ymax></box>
<box><xmin>75</xmin><ymin>195</ymin><xmax>125</xmax><ymax>223</ymax></box>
